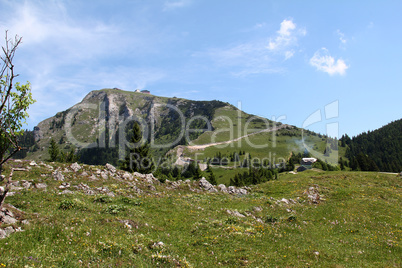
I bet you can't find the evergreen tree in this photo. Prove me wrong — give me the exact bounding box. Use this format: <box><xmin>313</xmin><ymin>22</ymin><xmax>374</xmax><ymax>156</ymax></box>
<box><xmin>48</xmin><ymin>138</ymin><xmax>59</xmax><ymax>162</ymax></box>
<box><xmin>120</xmin><ymin>122</ymin><xmax>154</xmax><ymax>173</ymax></box>
<box><xmin>193</xmin><ymin>162</ymin><xmax>202</xmax><ymax>180</ymax></box>
<box><xmin>207</xmin><ymin>170</ymin><xmax>217</xmax><ymax>185</ymax></box>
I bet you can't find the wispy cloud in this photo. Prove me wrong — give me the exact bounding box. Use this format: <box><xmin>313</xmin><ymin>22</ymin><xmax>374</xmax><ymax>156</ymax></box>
<box><xmin>267</xmin><ymin>19</ymin><xmax>306</xmax><ymax>59</ymax></box>
<box><xmin>196</xmin><ymin>19</ymin><xmax>305</xmax><ymax>76</ymax></box>
<box><xmin>336</xmin><ymin>29</ymin><xmax>347</xmax><ymax>49</ymax></box>
<box><xmin>0</xmin><ymin>1</ymin><xmax>166</xmax><ymax>127</ymax></box>
<box><xmin>309</xmin><ymin>48</ymin><xmax>349</xmax><ymax>75</ymax></box>
<box><xmin>163</xmin><ymin>0</ymin><xmax>192</xmax><ymax>11</ymax></box>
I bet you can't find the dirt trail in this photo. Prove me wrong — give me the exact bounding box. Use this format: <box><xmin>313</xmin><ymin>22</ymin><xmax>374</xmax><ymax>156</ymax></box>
<box><xmin>186</xmin><ymin>124</ymin><xmax>287</xmax><ymax>150</ymax></box>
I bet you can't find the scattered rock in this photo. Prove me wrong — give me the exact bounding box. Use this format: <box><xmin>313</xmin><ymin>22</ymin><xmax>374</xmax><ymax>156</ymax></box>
<box><xmin>237</xmin><ymin>188</ymin><xmax>248</xmax><ymax>195</ymax></box>
<box><xmin>122</xmin><ymin>172</ymin><xmax>133</xmax><ymax>181</ymax></box>
<box><xmin>279</xmin><ymin>198</ymin><xmax>290</xmax><ymax>205</ymax></box>
<box><xmin>0</xmin><ymin>229</ymin><xmax>7</xmax><ymax>239</ymax></box>
<box><xmin>0</xmin><ymin>209</ymin><xmax>17</xmax><ymax>224</ymax></box>
<box><xmin>29</xmin><ymin>161</ymin><xmax>37</xmax><ymax>166</ymax></box>
<box><xmin>10</xmin><ymin>181</ymin><xmax>20</xmax><ymax>187</ymax></box>
<box><xmin>217</xmin><ymin>184</ymin><xmax>228</xmax><ymax>193</ymax></box>
<box><xmin>150</xmin><ymin>241</ymin><xmax>165</xmax><ymax>249</ymax></box>
<box><xmin>81</xmin><ymin>171</ymin><xmax>88</xmax><ymax>176</ymax></box>
<box><xmin>227</xmin><ymin>186</ymin><xmax>236</xmax><ymax>194</ymax></box>
<box><xmin>226</xmin><ymin>209</ymin><xmax>245</xmax><ymax>218</ymax></box>
<box><xmin>105</xmin><ymin>163</ymin><xmax>117</xmax><ymax>174</ymax></box>
<box><xmin>148</xmin><ymin>185</ymin><xmax>156</xmax><ymax>191</ymax></box>
<box><xmin>21</xmin><ymin>180</ymin><xmax>32</xmax><ymax>189</ymax></box>
<box><xmin>59</xmin><ymin>190</ymin><xmax>74</xmax><ymax>195</ymax></box>
<box><xmin>252</xmin><ymin>206</ymin><xmax>263</xmax><ymax>212</ymax></box>
<box><xmin>100</xmin><ymin>171</ymin><xmax>109</xmax><ymax>180</ymax></box>
<box><xmin>58</xmin><ymin>182</ymin><xmax>70</xmax><ymax>189</ymax></box>
<box><xmin>35</xmin><ymin>183</ymin><xmax>48</xmax><ymax>189</ymax></box>
<box><xmin>132</xmin><ymin>185</ymin><xmax>143</xmax><ymax>194</ymax></box>
<box><xmin>199</xmin><ymin>177</ymin><xmax>217</xmax><ymax>193</ymax></box>
<box><xmin>304</xmin><ymin>186</ymin><xmax>321</xmax><ymax>204</ymax></box>
<box><xmin>89</xmin><ymin>174</ymin><xmax>98</xmax><ymax>181</ymax></box>
<box><xmin>52</xmin><ymin>171</ymin><xmax>65</xmax><ymax>181</ymax></box>
<box><xmin>4</xmin><ymin>226</ymin><xmax>15</xmax><ymax>236</ymax></box>
<box><xmin>70</xmin><ymin>162</ymin><xmax>81</xmax><ymax>172</ymax></box>
<box><xmin>43</xmin><ymin>163</ymin><xmax>54</xmax><ymax>170</ymax></box>
<box><xmin>227</xmin><ymin>186</ymin><xmax>248</xmax><ymax>195</ymax></box>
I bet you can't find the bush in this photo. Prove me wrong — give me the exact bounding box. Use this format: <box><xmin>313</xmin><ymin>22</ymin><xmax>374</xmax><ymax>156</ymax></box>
<box><xmin>120</xmin><ymin>196</ymin><xmax>142</xmax><ymax>206</ymax></box>
<box><xmin>265</xmin><ymin>215</ymin><xmax>278</xmax><ymax>223</ymax></box>
<box><xmin>105</xmin><ymin>204</ymin><xmax>125</xmax><ymax>214</ymax></box>
<box><xmin>58</xmin><ymin>200</ymin><xmax>76</xmax><ymax>210</ymax></box>
<box><xmin>94</xmin><ymin>195</ymin><xmax>113</xmax><ymax>203</ymax></box>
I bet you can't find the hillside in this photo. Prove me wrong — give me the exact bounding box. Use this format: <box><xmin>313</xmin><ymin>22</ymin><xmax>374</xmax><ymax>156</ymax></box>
<box><xmin>0</xmin><ymin>160</ymin><xmax>400</xmax><ymax>266</ymax></box>
<box><xmin>340</xmin><ymin>119</ymin><xmax>402</xmax><ymax>172</ymax></box>
<box><xmin>23</xmin><ymin>88</ymin><xmax>340</xmax><ymax>173</ymax></box>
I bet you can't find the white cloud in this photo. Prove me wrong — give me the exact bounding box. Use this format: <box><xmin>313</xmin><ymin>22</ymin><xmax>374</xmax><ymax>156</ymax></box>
<box><xmin>336</xmin><ymin>30</ymin><xmax>347</xmax><ymax>45</ymax></box>
<box><xmin>267</xmin><ymin>19</ymin><xmax>306</xmax><ymax>59</ymax></box>
<box><xmin>198</xmin><ymin>41</ymin><xmax>282</xmax><ymax>77</ymax></box>
<box><xmin>0</xmin><ymin>1</ymin><xmax>167</xmax><ymax>128</ymax></box>
<box><xmin>196</xmin><ymin>19</ymin><xmax>306</xmax><ymax>76</ymax></box>
<box><xmin>309</xmin><ymin>48</ymin><xmax>349</xmax><ymax>75</ymax></box>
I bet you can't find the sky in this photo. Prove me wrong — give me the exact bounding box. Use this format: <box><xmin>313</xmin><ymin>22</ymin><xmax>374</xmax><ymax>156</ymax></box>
<box><xmin>1</xmin><ymin>0</ymin><xmax>401</xmax><ymax>138</ymax></box>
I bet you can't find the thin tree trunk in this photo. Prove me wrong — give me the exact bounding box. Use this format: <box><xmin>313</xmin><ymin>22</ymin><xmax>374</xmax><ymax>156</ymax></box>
<box><xmin>0</xmin><ymin>167</ymin><xmax>13</xmax><ymax>209</ymax></box>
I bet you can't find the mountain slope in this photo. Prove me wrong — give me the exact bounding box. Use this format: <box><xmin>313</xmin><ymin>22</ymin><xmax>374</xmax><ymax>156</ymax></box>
<box><xmin>341</xmin><ymin>119</ymin><xmax>402</xmax><ymax>172</ymax></box>
<box><xmin>26</xmin><ymin>88</ymin><xmax>339</xmax><ymax>168</ymax></box>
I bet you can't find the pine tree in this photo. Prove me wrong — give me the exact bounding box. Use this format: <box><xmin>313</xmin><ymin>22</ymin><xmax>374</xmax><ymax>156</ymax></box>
<box><xmin>193</xmin><ymin>162</ymin><xmax>202</xmax><ymax>180</ymax></box>
<box><xmin>120</xmin><ymin>122</ymin><xmax>154</xmax><ymax>173</ymax></box>
<box><xmin>48</xmin><ymin>138</ymin><xmax>59</xmax><ymax>162</ymax></box>
<box><xmin>207</xmin><ymin>170</ymin><xmax>217</xmax><ymax>185</ymax></box>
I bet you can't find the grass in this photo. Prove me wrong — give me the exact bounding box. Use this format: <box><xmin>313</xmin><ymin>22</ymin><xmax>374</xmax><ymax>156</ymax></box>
<box><xmin>0</xmin><ymin>161</ymin><xmax>400</xmax><ymax>267</ymax></box>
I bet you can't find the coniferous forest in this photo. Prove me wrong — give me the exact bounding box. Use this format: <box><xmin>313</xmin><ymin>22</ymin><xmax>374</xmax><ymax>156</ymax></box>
<box><xmin>340</xmin><ymin>119</ymin><xmax>402</xmax><ymax>172</ymax></box>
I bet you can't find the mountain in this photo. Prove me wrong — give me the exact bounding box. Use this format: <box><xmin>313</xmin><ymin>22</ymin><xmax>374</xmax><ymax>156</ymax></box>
<box><xmin>23</xmin><ymin>88</ymin><xmax>339</xmax><ymax>179</ymax></box>
<box><xmin>340</xmin><ymin>119</ymin><xmax>402</xmax><ymax>172</ymax></box>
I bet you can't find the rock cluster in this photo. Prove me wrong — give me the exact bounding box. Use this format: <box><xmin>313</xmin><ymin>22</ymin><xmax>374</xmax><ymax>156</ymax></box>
<box><xmin>199</xmin><ymin>177</ymin><xmax>248</xmax><ymax>195</ymax></box>
<box><xmin>0</xmin><ymin>207</ymin><xmax>27</xmax><ymax>239</ymax></box>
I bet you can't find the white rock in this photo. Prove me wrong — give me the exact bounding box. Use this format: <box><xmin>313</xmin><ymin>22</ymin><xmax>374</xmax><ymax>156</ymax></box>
<box><xmin>70</xmin><ymin>162</ymin><xmax>81</xmax><ymax>172</ymax></box>
<box><xmin>52</xmin><ymin>171</ymin><xmax>64</xmax><ymax>181</ymax></box>
<box><xmin>105</xmin><ymin>163</ymin><xmax>117</xmax><ymax>174</ymax></box>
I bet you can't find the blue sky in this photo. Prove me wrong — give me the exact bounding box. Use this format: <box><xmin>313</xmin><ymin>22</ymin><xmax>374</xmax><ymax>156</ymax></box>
<box><xmin>1</xmin><ymin>0</ymin><xmax>401</xmax><ymax>137</ymax></box>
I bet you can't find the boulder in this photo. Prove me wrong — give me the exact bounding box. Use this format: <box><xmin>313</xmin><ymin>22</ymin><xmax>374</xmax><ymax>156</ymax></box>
<box><xmin>58</xmin><ymin>182</ymin><xmax>70</xmax><ymax>189</ymax></box>
<box><xmin>199</xmin><ymin>177</ymin><xmax>212</xmax><ymax>189</ymax></box>
<box><xmin>122</xmin><ymin>172</ymin><xmax>133</xmax><ymax>181</ymax></box>
<box><xmin>227</xmin><ymin>186</ymin><xmax>236</xmax><ymax>194</ymax></box>
<box><xmin>304</xmin><ymin>186</ymin><xmax>320</xmax><ymax>204</ymax></box>
<box><xmin>0</xmin><ymin>229</ymin><xmax>7</xmax><ymax>239</ymax></box>
<box><xmin>217</xmin><ymin>184</ymin><xmax>228</xmax><ymax>193</ymax></box>
<box><xmin>52</xmin><ymin>171</ymin><xmax>64</xmax><ymax>181</ymax></box>
<box><xmin>21</xmin><ymin>180</ymin><xmax>32</xmax><ymax>189</ymax></box>
<box><xmin>226</xmin><ymin>209</ymin><xmax>245</xmax><ymax>218</ymax></box>
<box><xmin>35</xmin><ymin>183</ymin><xmax>48</xmax><ymax>189</ymax></box>
<box><xmin>238</xmin><ymin>188</ymin><xmax>248</xmax><ymax>195</ymax></box>
<box><xmin>105</xmin><ymin>163</ymin><xmax>117</xmax><ymax>174</ymax></box>
<box><xmin>100</xmin><ymin>171</ymin><xmax>109</xmax><ymax>180</ymax></box>
<box><xmin>59</xmin><ymin>190</ymin><xmax>74</xmax><ymax>195</ymax></box>
<box><xmin>70</xmin><ymin>162</ymin><xmax>82</xmax><ymax>172</ymax></box>
<box><xmin>4</xmin><ymin>226</ymin><xmax>15</xmax><ymax>236</ymax></box>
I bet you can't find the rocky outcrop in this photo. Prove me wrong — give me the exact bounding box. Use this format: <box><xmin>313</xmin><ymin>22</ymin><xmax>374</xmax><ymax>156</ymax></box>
<box><xmin>199</xmin><ymin>177</ymin><xmax>217</xmax><ymax>193</ymax></box>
